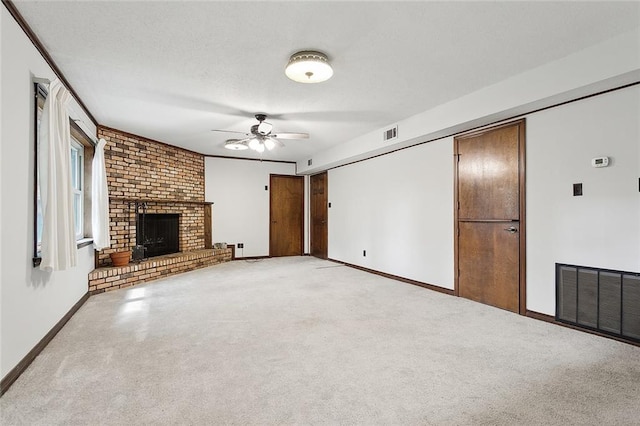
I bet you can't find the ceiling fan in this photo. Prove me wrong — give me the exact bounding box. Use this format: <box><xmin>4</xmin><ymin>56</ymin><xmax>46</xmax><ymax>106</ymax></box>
<box><xmin>212</xmin><ymin>114</ymin><xmax>309</xmax><ymax>152</ymax></box>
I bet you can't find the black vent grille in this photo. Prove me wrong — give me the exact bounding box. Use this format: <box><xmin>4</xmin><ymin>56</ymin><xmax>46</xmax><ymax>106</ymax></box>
<box><xmin>557</xmin><ymin>264</ymin><xmax>640</xmax><ymax>343</ymax></box>
<box><xmin>383</xmin><ymin>126</ymin><xmax>397</xmax><ymax>141</ymax></box>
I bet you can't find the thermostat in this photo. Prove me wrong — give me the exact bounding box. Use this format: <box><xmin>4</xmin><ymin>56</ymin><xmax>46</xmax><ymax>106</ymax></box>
<box><xmin>591</xmin><ymin>157</ymin><xmax>609</xmax><ymax>168</ymax></box>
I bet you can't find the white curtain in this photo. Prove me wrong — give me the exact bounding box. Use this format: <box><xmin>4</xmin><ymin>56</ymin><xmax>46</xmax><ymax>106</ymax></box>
<box><xmin>39</xmin><ymin>79</ymin><xmax>77</xmax><ymax>271</ymax></box>
<box><xmin>92</xmin><ymin>138</ymin><xmax>111</xmax><ymax>250</ymax></box>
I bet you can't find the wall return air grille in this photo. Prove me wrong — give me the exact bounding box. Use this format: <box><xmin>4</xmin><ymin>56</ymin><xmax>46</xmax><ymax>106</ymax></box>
<box><xmin>556</xmin><ymin>263</ymin><xmax>640</xmax><ymax>343</ymax></box>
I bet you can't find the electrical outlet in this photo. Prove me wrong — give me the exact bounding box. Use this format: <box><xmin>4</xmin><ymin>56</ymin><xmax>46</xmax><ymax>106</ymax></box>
<box><xmin>237</xmin><ymin>243</ymin><xmax>244</xmax><ymax>249</ymax></box>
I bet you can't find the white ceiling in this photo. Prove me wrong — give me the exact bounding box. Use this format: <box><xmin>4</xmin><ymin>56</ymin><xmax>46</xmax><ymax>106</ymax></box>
<box><xmin>12</xmin><ymin>1</ymin><xmax>640</xmax><ymax>162</ymax></box>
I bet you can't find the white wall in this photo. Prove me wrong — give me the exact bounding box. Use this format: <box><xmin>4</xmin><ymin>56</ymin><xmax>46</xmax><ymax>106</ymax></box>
<box><xmin>326</xmin><ymin>85</ymin><xmax>639</xmax><ymax>315</ymax></box>
<box><xmin>329</xmin><ymin>139</ymin><xmax>455</xmax><ymax>288</ymax></box>
<box><xmin>204</xmin><ymin>157</ymin><xmax>297</xmax><ymax>257</ymax></box>
<box><xmin>1</xmin><ymin>7</ymin><xmax>96</xmax><ymax>379</ymax></box>
<box><xmin>307</xmin><ymin>28</ymin><xmax>639</xmax><ymax>316</ymax></box>
<box><xmin>526</xmin><ymin>86</ymin><xmax>640</xmax><ymax>315</ymax></box>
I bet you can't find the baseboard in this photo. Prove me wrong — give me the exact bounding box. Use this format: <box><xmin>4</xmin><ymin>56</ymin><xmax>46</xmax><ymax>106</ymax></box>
<box><xmin>525</xmin><ymin>310</ymin><xmax>555</xmax><ymax>322</ymax></box>
<box><xmin>329</xmin><ymin>258</ymin><xmax>455</xmax><ymax>296</ymax></box>
<box><xmin>525</xmin><ymin>310</ymin><xmax>640</xmax><ymax>347</ymax></box>
<box><xmin>0</xmin><ymin>291</ymin><xmax>90</xmax><ymax>396</ymax></box>
<box><xmin>234</xmin><ymin>255</ymin><xmax>309</xmax><ymax>261</ymax></box>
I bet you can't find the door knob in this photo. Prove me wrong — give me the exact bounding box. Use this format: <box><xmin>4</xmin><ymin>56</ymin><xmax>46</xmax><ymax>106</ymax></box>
<box><xmin>504</xmin><ymin>226</ymin><xmax>518</xmax><ymax>233</ymax></box>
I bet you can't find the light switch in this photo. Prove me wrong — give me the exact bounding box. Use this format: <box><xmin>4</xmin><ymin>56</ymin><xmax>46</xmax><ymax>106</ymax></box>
<box><xmin>573</xmin><ymin>183</ymin><xmax>583</xmax><ymax>196</ymax></box>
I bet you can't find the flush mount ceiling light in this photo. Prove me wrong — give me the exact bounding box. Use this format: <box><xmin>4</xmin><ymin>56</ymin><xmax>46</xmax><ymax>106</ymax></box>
<box><xmin>224</xmin><ymin>139</ymin><xmax>248</xmax><ymax>150</ymax></box>
<box><xmin>285</xmin><ymin>50</ymin><xmax>333</xmax><ymax>83</ymax></box>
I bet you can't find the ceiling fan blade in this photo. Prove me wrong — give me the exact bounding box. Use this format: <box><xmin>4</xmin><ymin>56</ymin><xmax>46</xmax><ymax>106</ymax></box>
<box><xmin>270</xmin><ymin>132</ymin><xmax>309</xmax><ymax>140</ymax></box>
<box><xmin>211</xmin><ymin>129</ymin><xmax>250</xmax><ymax>136</ymax></box>
<box><xmin>223</xmin><ymin>138</ymin><xmax>250</xmax><ymax>151</ymax></box>
<box><xmin>235</xmin><ymin>137</ymin><xmax>253</xmax><ymax>144</ymax></box>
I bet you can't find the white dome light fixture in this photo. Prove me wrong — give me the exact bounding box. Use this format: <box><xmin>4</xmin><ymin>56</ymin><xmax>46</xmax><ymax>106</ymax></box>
<box><xmin>285</xmin><ymin>50</ymin><xmax>333</xmax><ymax>83</ymax></box>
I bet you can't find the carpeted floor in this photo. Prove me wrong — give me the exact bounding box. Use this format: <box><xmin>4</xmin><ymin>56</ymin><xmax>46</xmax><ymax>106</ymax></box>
<box><xmin>1</xmin><ymin>257</ymin><xmax>639</xmax><ymax>425</ymax></box>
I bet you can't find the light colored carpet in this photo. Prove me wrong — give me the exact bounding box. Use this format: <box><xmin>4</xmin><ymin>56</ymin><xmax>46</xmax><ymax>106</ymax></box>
<box><xmin>1</xmin><ymin>257</ymin><xmax>639</xmax><ymax>425</ymax></box>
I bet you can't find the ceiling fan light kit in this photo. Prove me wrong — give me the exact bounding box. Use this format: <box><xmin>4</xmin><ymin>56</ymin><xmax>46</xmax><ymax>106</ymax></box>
<box><xmin>219</xmin><ymin>114</ymin><xmax>309</xmax><ymax>153</ymax></box>
<box><xmin>285</xmin><ymin>50</ymin><xmax>333</xmax><ymax>83</ymax></box>
<box><xmin>264</xmin><ymin>138</ymin><xmax>276</xmax><ymax>150</ymax></box>
<box><xmin>224</xmin><ymin>139</ymin><xmax>249</xmax><ymax>150</ymax></box>
<box><xmin>248</xmin><ymin>138</ymin><xmax>260</xmax><ymax>150</ymax></box>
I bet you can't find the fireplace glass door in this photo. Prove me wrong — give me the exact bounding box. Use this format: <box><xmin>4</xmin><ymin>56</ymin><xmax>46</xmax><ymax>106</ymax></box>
<box><xmin>137</xmin><ymin>213</ymin><xmax>179</xmax><ymax>258</ymax></box>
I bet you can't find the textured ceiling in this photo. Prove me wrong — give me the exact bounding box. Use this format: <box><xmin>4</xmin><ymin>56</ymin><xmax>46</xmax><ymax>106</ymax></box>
<box><xmin>12</xmin><ymin>1</ymin><xmax>640</xmax><ymax>162</ymax></box>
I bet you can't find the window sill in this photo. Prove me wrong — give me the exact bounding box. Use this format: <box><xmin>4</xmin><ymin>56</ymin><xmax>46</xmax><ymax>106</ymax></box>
<box><xmin>33</xmin><ymin>238</ymin><xmax>94</xmax><ymax>267</ymax></box>
<box><xmin>77</xmin><ymin>238</ymin><xmax>93</xmax><ymax>249</ymax></box>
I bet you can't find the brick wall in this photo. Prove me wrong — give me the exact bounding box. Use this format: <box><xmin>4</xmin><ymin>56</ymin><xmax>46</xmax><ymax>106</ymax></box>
<box><xmin>100</xmin><ymin>126</ymin><xmax>204</xmax><ymax>201</ymax></box>
<box><xmin>98</xmin><ymin>126</ymin><xmax>207</xmax><ymax>266</ymax></box>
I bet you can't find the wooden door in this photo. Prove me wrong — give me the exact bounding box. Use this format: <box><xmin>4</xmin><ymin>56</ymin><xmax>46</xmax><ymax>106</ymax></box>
<box><xmin>270</xmin><ymin>175</ymin><xmax>304</xmax><ymax>257</ymax></box>
<box><xmin>455</xmin><ymin>120</ymin><xmax>525</xmax><ymax>313</ymax></box>
<box><xmin>310</xmin><ymin>172</ymin><xmax>328</xmax><ymax>259</ymax></box>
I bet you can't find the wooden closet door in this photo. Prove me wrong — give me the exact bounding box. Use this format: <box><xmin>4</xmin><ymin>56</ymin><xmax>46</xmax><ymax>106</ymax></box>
<box><xmin>455</xmin><ymin>121</ymin><xmax>525</xmax><ymax>313</ymax></box>
<box><xmin>310</xmin><ymin>172</ymin><xmax>328</xmax><ymax>259</ymax></box>
<box><xmin>269</xmin><ymin>175</ymin><xmax>304</xmax><ymax>257</ymax></box>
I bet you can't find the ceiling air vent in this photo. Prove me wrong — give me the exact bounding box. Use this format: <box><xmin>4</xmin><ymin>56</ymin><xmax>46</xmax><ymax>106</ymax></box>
<box><xmin>383</xmin><ymin>126</ymin><xmax>398</xmax><ymax>142</ymax></box>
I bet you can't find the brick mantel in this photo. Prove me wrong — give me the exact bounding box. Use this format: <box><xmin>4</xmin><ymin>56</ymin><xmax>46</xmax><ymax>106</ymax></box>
<box><xmin>110</xmin><ymin>197</ymin><xmax>213</xmax><ymax>206</ymax></box>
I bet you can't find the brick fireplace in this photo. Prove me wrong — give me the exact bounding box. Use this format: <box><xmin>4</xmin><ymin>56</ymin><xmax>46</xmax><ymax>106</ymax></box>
<box><xmin>102</xmin><ymin>199</ymin><xmax>209</xmax><ymax>267</ymax></box>
<box><xmin>89</xmin><ymin>126</ymin><xmax>231</xmax><ymax>294</ymax></box>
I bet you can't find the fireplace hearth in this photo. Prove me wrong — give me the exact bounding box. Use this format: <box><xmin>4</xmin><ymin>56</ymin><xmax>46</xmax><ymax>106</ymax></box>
<box><xmin>137</xmin><ymin>213</ymin><xmax>180</xmax><ymax>258</ymax></box>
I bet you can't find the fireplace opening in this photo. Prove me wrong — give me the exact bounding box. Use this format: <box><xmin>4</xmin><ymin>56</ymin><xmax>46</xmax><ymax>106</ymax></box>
<box><xmin>137</xmin><ymin>213</ymin><xmax>180</xmax><ymax>258</ymax></box>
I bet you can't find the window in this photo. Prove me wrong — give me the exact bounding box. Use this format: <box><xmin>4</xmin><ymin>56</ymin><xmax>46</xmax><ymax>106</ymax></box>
<box><xmin>70</xmin><ymin>137</ymin><xmax>84</xmax><ymax>240</ymax></box>
<box><xmin>35</xmin><ymin>84</ymin><xmax>45</xmax><ymax>257</ymax></box>
<box><xmin>34</xmin><ymin>82</ymin><xmax>94</xmax><ymax>265</ymax></box>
